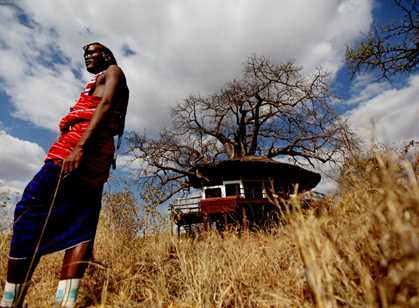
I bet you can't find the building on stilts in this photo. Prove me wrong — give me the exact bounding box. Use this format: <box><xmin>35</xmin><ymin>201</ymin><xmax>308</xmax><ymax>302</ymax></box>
<box><xmin>170</xmin><ymin>156</ymin><xmax>321</xmax><ymax>236</ymax></box>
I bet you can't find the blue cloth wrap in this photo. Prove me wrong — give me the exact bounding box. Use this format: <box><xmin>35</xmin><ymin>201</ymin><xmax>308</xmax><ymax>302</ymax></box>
<box><xmin>9</xmin><ymin>161</ymin><xmax>103</xmax><ymax>259</ymax></box>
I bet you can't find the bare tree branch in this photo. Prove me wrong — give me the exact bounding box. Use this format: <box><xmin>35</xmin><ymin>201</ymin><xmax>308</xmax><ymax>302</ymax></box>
<box><xmin>346</xmin><ymin>0</ymin><xmax>419</xmax><ymax>79</ymax></box>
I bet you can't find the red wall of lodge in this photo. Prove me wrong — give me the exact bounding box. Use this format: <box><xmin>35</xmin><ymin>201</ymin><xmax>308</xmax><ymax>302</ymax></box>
<box><xmin>200</xmin><ymin>197</ymin><xmax>237</xmax><ymax>214</ymax></box>
<box><xmin>199</xmin><ymin>197</ymin><xmax>272</xmax><ymax>215</ymax></box>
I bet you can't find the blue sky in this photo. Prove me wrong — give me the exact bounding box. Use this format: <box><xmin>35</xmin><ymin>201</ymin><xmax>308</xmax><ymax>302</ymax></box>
<box><xmin>0</xmin><ymin>0</ymin><xmax>418</xmax><ymax>205</ymax></box>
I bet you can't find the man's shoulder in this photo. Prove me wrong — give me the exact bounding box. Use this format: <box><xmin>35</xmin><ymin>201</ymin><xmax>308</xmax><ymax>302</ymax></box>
<box><xmin>104</xmin><ymin>65</ymin><xmax>127</xmax><ymax>84</ymax></box>
<box><xmin>104</xmin><ymin>65</ymin><xmax>129</xmax><ymax>95</ymax></box>
<box><xmin>105</xmin><ymin>64</ymin><xmax>124</xmax><ymax>76</ymax></box>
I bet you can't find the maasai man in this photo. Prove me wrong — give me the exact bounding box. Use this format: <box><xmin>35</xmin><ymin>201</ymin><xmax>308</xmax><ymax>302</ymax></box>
<box><xmin>1</xmin><ymin>42</ymin><xmax>129</xmax><ymax>308</ymax></box>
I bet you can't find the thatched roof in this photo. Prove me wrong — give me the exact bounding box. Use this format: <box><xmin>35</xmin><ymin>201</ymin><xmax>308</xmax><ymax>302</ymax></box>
<box><xmin>188</xmin><ymin>156</ymin><xmax>321</xmax><ymax>191</ymax></box>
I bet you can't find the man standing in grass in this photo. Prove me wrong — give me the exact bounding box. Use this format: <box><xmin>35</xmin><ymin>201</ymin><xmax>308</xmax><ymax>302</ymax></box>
<box><xmin>1</xmin><ymin>42</ymin><xmax>129</xmax><ymax>307</ymax></box>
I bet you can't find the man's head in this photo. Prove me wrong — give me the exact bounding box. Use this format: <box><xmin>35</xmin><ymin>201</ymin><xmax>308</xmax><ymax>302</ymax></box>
<box><xmin>83</xmin><ymin>42</ymin><xmax>117</xmax><ymax>74</ymax></box>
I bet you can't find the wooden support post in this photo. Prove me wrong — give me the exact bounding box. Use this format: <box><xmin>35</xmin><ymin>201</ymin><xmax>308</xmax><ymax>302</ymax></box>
<box><xmin>241</xmin><ymin>206</ymin><xmax>248</xmax><ymax>232</ymax></box>
<box><xmin>171</xmin><ymin>219</ymin><xmax>174</xmax><ymax>236</ymax></box>
<box><xmin>203</xmin><ymin>213</ymin><xmax>209</xmax><ymax>231</ymax></box>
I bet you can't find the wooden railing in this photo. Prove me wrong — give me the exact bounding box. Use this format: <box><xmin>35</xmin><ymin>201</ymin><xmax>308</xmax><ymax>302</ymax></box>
<box><xmin>170</xmin><ymin>196</ymin><xmax>201</xmax><ymax>215</ymax></box>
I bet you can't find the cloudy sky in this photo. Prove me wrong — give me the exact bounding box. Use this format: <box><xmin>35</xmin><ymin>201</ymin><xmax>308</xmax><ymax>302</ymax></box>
<box><xmin>0</xmin><ymin>0</ymin><xmax>417</xmax><ymax>202</ymax></box>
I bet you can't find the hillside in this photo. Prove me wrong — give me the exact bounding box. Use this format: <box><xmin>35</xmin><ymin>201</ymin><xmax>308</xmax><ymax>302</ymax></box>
<box><xmin>1</xmin><ymin>150</ymin><xmax>418</xmax><ymax>307</ymax></box>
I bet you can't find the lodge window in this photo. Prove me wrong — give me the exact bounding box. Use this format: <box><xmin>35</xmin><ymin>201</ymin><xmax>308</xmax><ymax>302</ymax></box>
<box><xmin>225</xmin><ymin>183</ymin><xmax>241</xmax><ymax>197</ymax></box>
<box><xmin>204</xmin><ymin>187</ymin><xmax>222</xmax><ymax>198</ymax></box>
<box><xmin>243</xmin><ymin>181</ymin><xmax>263</xmax><ymax>199</ymax></box>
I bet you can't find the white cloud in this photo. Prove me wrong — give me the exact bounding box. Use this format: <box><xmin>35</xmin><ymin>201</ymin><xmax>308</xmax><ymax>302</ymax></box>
<box><xmin>0</xmin><ymin>0</ymin><xmax>373</xmax><ymax>133</ymax></box>
<box><xmin>0</xmin><ymin>130</ymin><xmax>46</xmax><ymax>190</ymax></box>
<box><xmin>0</xmin><ymin>6</ymin><xmax>81</xmax><ymax>130</ymax></box>
<box><xmin>114</xmin><ymin>153</ymin><xmax>146</xmax><ymax>177</ymax></box>
<box><xmin>0</xmin><ymin>0</ymin><xmax>377</xmax><ymax>199</ymax></box>
<box><xmin>346</xmin><ymin>74</ymin><xmax>419</xmax><ymax>147</ymax></box>
<box><xmin>0</xmin><ymin>130</ymin><xmax>46</xmax><ymax>229</ymax></box>
<box><xmin>346</xmin><ymin>73</ymin><xmax>393</xmax><ymax>106</ymax></box>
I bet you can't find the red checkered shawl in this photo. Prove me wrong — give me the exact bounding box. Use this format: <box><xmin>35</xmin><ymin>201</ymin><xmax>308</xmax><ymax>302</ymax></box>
<box><xmin>46</xmin><ymin>72</ymin><xmax>115</xmax><ymax>186</ymax></box>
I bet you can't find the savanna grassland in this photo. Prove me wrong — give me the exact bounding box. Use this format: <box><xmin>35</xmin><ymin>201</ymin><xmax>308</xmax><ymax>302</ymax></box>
<box><xmin>1</xmin><ymin>149</ymin><xmax>418</xmax><ymax>307</ymax></box>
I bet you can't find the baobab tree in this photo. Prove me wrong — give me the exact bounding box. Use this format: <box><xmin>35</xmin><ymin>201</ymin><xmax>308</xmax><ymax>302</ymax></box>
<box><xmin>128</xmin><ymin>56</ymin><xmax>352</xmax><ymax>203</ymax></box>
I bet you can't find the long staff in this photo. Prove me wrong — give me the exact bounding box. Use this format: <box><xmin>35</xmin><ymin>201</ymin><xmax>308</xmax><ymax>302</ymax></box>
<box><xmin>16</xmin><ymin>164</ymin><xmax>65</xmax><ymax>304</ymax></box>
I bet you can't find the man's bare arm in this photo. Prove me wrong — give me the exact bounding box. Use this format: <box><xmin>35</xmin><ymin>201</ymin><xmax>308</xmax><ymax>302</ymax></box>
<box><xmin>63</xmin><ymin>65</ymin><xmax>125</xmax><ymax>174</ymax></box>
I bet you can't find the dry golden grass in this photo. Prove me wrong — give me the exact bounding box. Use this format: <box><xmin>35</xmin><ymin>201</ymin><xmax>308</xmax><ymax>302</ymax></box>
<box><xmin>1</xmin><ymin>149</ymin><xmax>418</xmax><ymax>307</ymax></box>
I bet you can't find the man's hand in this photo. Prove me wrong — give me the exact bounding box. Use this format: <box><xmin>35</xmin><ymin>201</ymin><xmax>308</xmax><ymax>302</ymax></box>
<box><xmin>63</xmin><ymin>146</ymin><xmax>85</xmax><ymax>175</ymax></box>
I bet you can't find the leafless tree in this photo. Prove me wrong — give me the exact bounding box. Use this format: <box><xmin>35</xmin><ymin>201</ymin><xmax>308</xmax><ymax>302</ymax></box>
<box><xmin>346</xmin><ymin>0</ymin><xmax>419</xmax><ymax>79</ymax></box>
<box><xmin>128</xmin><ymin>56</ymin><xmax>352</xmax><ymax>203</ymax></box>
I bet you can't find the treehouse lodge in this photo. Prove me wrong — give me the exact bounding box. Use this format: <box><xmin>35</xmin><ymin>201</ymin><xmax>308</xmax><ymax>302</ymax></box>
<box><xmin>170</xmin><ymin>156</ymin><xmax>321</xmax><ymax>235</ymax></box>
